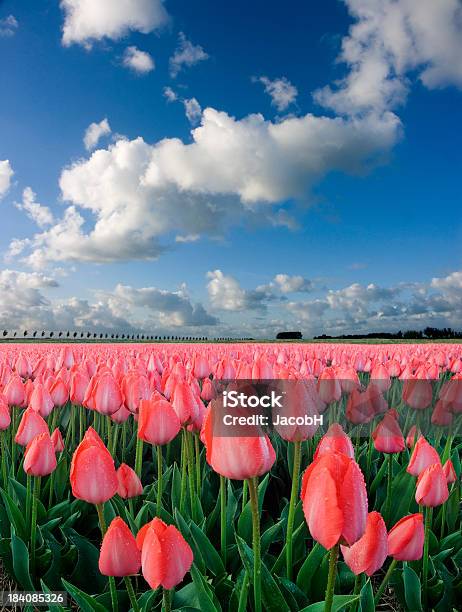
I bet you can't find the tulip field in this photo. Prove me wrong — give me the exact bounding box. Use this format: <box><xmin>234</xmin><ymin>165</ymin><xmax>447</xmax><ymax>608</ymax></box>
<box><xmin>0</xmin><ymin>343</ymin><xmax>461</xmax><ymax>612</ymax></box>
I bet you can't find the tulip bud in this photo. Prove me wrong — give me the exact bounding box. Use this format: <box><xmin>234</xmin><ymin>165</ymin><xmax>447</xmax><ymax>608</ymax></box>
<box><xmin>442</xmin><ymin>459</ymin><xmax>457</xmax><ymax>484</ymax></box>
<box><xmin>314</xmin><ymin>423</ymin><xmax>355</xmax><ymax>460</ymax></box>
<box><xmin>202</xmin><ymin>404</ymin><xmax>276</xmax><ymax>480</ymax></box>
<box><xmin>372</xmin><ymin>411</ymin><xmax>405</xmax><ymax>453</ymax></box>
<box><xmin>15</xmin><ymin>408</ymin><xmax>49</xmax><ymax>446</ymax></box>
<box><xmin>24</xmin><ymin>433</ymin><xmax>57</xmax><ymax>477</ymax></box>
<box><xmin>388</xmin><ymin>513</ymin><xmax>424</xmax><ymax>561</ymax></box>
<box><xmin>70</xmin><ymin>428</ymin><xmax>118</xmax><ymax>504</ymax></box>
<box><xmin>140</xmin><ymin>518</ymin><xmax>193</xmax><ymax>589</ymax></box>
<box><xmin>117</xmin><ymin>463</ymin><xmax>143</xmax><ymax>499</ymax></box>
<box><xmin>407</xmin><ymin>436</ymin><xmax>441</xmax><ymax>476</ymax></box>
<box><xmin>99</xmin><ymin>518</ymin><xmax>141</xmax><ymax>577</ymax></box>
<box><xmin>341</xmin><ymin>511</ymin><xmax>388</xmax><ymax>576</ymax></box>
<box><xmin>301</xmin><ymin>450</ymin><xmax>368</xmax><ymax>550</ymax></box>
<box><xmin>51</xmin><ymin>428</ymin><xmax>64</xmax><ymax>453</ymax></box>
<box><xmin>415</xmin><ymin>463</ymin><xmax>449</xmax><ymax>507</ymax></box>
<box><xmin>138</xmin><ymin>399</ymin><xmax>181</xmax><ymax>446</ymax></box>
<box><xmin>0</xmin><ymin>395</ymin><xmax>11</xmax><ymax>430</ymax></box>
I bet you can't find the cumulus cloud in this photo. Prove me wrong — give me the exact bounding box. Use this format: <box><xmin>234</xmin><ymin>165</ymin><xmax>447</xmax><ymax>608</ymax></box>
<box><xmin>83</xmin><ymin>118</ymin><xmax>111</xmax><ymax>151</ymax></box>
<box><xmin>169</xmin><ymin>32</ymin><xmax>209</xmax><ymax>78</ymax></box>
<box><xmin>0</xmin><ymin>269</ymin><xmax>217</xmax><ymax>333</ymax></box>
<box><xmin>123</xmin><ymin>46</ymin><xmax>155</xmax><ymax>74</ymax></box>
<box><xmin>183</xmin><ymin>98</ymin><xmax>202</xmax><ymax>125</ymax></box>
<box><xmin>60</xmin><ymin>0</ymin><xmax>169</xmax><ymax>47</ymax></box>
<box><xmin>272</xmin><ymin>274</ymin><xmax>313</xmax><ymax>293</ymax></box>
<box><xmin>0</xmin><ymin>160</ymin><xmax>13</xmax><ymax>199</ymax></box>
<box><xmin>315</xmin><ymin>0</ymin><xmax>462</xmax><ymax>115</ymax></box>
<box><xmin>10</xmin><ymin>108</ymin><xmax>400</xmax><ymax>266</ymax></box>
<box><xmin>163</xmin><ymin>86</ymin><xmax>178</xmax><ymax>102</ymax></box>
<box><xmin>206</xmin><ymin>270</ymin><xmax>279</xmax><ymax>312</ymax></box>
<box><xmin>111</xmin><ymin>283</ymin><xmax>218</xmax><ymax>326</ymax></box>
<box><xmin>15</xmin><ymin>187</ymin><xmax>54</xmax><ymax>228</ymax></box>
<box><xmin>255</xmin><ymin>76</ymin><xmax>298</xmax><ymax>111</ymax></box>
<box><xmin>0</xmin><ymin>15</ymin><xmax>18</xmax><ymax>37</ymax></box>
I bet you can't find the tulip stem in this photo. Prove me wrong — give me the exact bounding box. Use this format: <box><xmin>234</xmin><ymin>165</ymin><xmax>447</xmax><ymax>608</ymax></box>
<box><xmin>248</xmin><ymin>477</ymin><xmax>261</xmax><ymax>612</ymax></box>
<box><xmin>423</xmin><ymin>506</ymin><xmax>432</xmax><ymax>609</ymax></box>
<box><xmin>242</xmin><ymin>479</ymin><xmax>248</xmax><ymax>511</ymax></box>
<box><xmin>156</xmin><ymin>445</ymin><xmax>163</xmax><ymax>517</ymax></box>
<box><xmin>374</xmin><ymin>558</ymin><xmax>397</xmax><ymax>605</ymax></box>
<box><xmin>286</xmin><ymin>440</ymin><xmax>301</xmax><ymax>581</ymax></box>
<box><xmin>30</xmin><ymin>476</ymin><xmax>41</xmax><ymax>576</ymax></box>
<box><xmin>184</xmin><ymin>430</ymin><xmax>197</xmax><ymax>522</ymax></box>
<box><xmin>162</xmin><ymin>588</ymin><xmax>172</xmax><ymax>612</ymax></box>
<box><xmin>11</xmin><ymin>406</ymin><xmax>17</xmax><ymax>474</ymax></box>
<box><xmin>220</xmin><ymin>475</ymin><xmax>227</xmax><ymax>567</ymax></box>
<box><xmin>107</xmin><ymin>417</ymin><xmax>112</xmax><ymax>455</ymax></box>
<box><xmin>0</xmin><ymin>431</ymin><xmax>8</xmax><ymax>489</ymax></box>
<box><xmin>123</xmin><ymin>576</ymin><xmax>140</xmax><ymax>612</ymax></box>
<box><xmin>96</xmin><ymin>504</ymin><xmax>118</xmax><ymax>612</ymax></box>
<box><xmin>384</xmin><ymin>453</ymin><xmax>393</xmax><ymax>525</ymax></box>
<box><xmin>26</xmin><ymin>473</ymin><xmax>32</xmax><ymax>535</ymax></box>
<box><xmin>324</xmin><ymin>543</ymin><xmax>339</xmax><ymax>612</ymax></box>
<box><xmin>179</xmin><ymin>432</ymin><xmax>187</xmax><ymax>515</ymax></box>
<box><xmin>135</xmin><ymin>436</ymin><xmax>143</xmax><ymax>479</ymax></box>
<box><xmin>48</xmin><ymin>470</ymin><xmax>55</xmax><ymax>506</ymax></box>
<box><xmin>194</xmin><ymin>434</ymin><xmax>201</xmax><ymax>495</ymax></box>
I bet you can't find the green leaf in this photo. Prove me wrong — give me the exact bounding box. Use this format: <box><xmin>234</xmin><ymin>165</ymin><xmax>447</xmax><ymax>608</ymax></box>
<box><xmin>261</xmin><ymin>521</ymin><xmax>284</xmax><ymax>557</ymax></box>
<box><xmin>389</xmin><ymin>467</ymin><xmax>416</xmax><ymax>525</ymax></box>
<box><xmin>403</xmin><ymin>566</ymin><xmax>422</xmax><ymax>611</ymax></box>
<box><xmin>40</xmin><ymin>579</ymin><xmax>66</xmax><ymax>612</ymax></box>
<box><xmin>189</xmin><ymin>563</ymin><xmax>221</xmax><ymax>612</ymax></box>
<box><xmin>296</xmin><ymin>542</ymin><xmax>327</xmax><ymax>595</ymax></box>
<box><xmin>359</xmin><ymin>579</ymin><xmax>375</xmax><ymax>612</ymax></box>
<box><xmin>62</xmin><ymin>578</ymin><xmax>108</xmax><ymax>612</ymax></box>
<box><xmin>11</xmin><ymin>531</ymin><xmax>34</xmax><ymax>591</ymax></box>
<box><xmin>237</xmin><ymin>475</ymin><xmax>269</xmax><ymax>543</ymax></box>
<box><xmin>189</xmin><ymin>521</ymin><xmax>225</xmax><ymax>576</ymax></box>
<box><xmin>299</xmin><ymin>594</ymin><xmax>360</xmax><ymax>612</ymax></box>
<box><xmin>0</xmin><ymin>487</ymin><xmax>26</xmax><ymax>539</ymax></box>
<box><xmin>235</xmin><ymin>534</ymin><xmax>290</xmax><ymax>612</ymax></box>
<box><xmin>171</xmin><ymin>463</ymin><xmax>182</xmax><ymax>510</ymax></box>
<box><xmin>63</xmin><ymin>528</ymin><xmax>107</xmax><ymax>592</ymax></box>
<box><xmin>173</xmin><ymin>509</ymin><xmax>205</xmax><ymax>573</ymax></box>
<box><xmin>10</xmin><ymin>478</ymin><xmax>46</xmax><ymax>520</ymax></box>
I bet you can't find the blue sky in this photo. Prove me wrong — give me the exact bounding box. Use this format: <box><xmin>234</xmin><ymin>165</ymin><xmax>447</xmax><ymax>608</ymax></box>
<box><xmin>0</xmin><ymin>0</ymin><xmax>461</xmax><ymax>338</ymax></box>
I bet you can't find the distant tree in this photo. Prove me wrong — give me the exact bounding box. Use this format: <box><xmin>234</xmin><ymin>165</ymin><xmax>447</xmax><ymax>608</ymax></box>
<box><xmin>3</xmin><ymin>330</ymin><xmax>7</xmax><ymax>337</ymax></box>
<box><xmin>33</xmin><ymin>331</ymin><xmax>38</xmax><ymax>337</ymax></box>
<box><xmin>66</xmin><ymin>331</ymin><xmax>70</xmax><ymax>337</ymax></box>
<box><xmin>49</xmin><ymin>331</ymin><xmax>54</xmax><ymax>337</ymax></box>
<box><xmin>58</xmin><ymin>331</ymin><xmax>63</xmax><ymax>337</ymax></box>
<box><xmin>276</xmin><ymin>331</ymin><xmax>302</xmax><ymax>340</ymax></box>
<box><xmin>24</xmin><ymin>330</ymin><xmax>28</xmax><ymax>336</ymax></box>
<box><xmin>73</xmin><ymin>332</ymin><xmax>78</xmax><ymax>338</ymax></box>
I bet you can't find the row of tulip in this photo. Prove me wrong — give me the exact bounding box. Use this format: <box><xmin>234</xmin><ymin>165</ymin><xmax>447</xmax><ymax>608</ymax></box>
<box><xmin>0</xmin><ymin>343</ymin><xmax>460</xmax><ymax>612</ymax></box>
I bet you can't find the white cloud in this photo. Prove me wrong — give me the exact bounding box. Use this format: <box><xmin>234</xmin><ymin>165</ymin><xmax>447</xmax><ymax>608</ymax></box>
<box><xmin>60</xmin><ymin>0</ymin><xmax>168</xmax><ymax>47</ymax></box>
<box><xmin>206</xmin><ymin>270</ymin><xmax>280</xmax><ymax>312</ymax></box>
<box><xmin>163</xmin><ymin>86</ymin><xmax>178</xmax><ymax>102</ymax></box>
<box><xmin>169</xmin><ymin>32</ymin><xmax>209</xmax><ymax>78</ymax></box>
<box><xmin>255</xmin><ymin>76</ymin><xmax>298</xmax><ymax>111</ymax></box>
<box><xmin>0</xmin><ymin>160</ymin><xmax>13</xmax><ymax>199</ymax></box>
<box><xmin>273</xmin><ymin>274</ymin><xmax>313</xmax><ymax>293</ymax></box>
<box><xmin>111</xmin><ymin>283</ymin><xmax>218</xmax><ymax>327</ymax></box>
<box><xmin>123</xmin><ymin>46</ymin><xmax>155</xmax><ymax>74</ymax></box>
<box><xmin>0</xmin><ymin>269</ymin><xmax>217</xmax><ymax>333</ymax></box>
<box><xmin>183</xmin><ymin>98</ymin><xmax>202</xmax><ymax>125</ymax></box>
<box><xmin>175</xmin><ymin>233</ymin><xmax>200</xmax><ymax>243</ymax></box>
<box><xmin>11</xmin><ymin>108</ymin><xmax>400</xmax><ymax>266</ymax></box>
<box><xmin>315</xmin><ymin>0</ymin><xmax>462</xmax><ymax>115</ymax></box>
<box><xmin>0</xmin><ymin>15</ymin><xmax>18</xmax><ymax>37</ymax></box>
<box><xmin>83</xmin><ymin>118</ymin><xmax>111</xmax><ymax>151</ymax></box>
<box><xmin>15</xmin><ymin>187</ymin><xmax>54</xmax><ymax>228</ymax></box>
